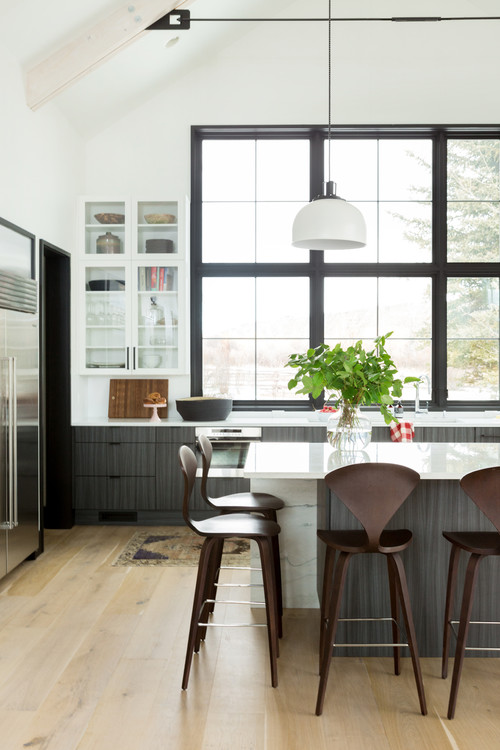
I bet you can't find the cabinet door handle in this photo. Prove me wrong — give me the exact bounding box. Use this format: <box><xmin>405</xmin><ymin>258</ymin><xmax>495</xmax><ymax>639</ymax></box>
<box><xmin>133</xmin><ymin>347</ymin><xmax>136</xmax><ymax>369</ymax></box>
<box><xmin>109</xmin><ymin>442</ymin><xmax>121</xmax><ymax>446</ymax></box>
<box><xmin>108</xmin><ymin>475</ymin><xmax>120</xmax><ymax>479</ymax></box>
<box><xmin>126</xmin><ymin>346</ymin><xmax>130</xmax><ymax>369</ymax></box>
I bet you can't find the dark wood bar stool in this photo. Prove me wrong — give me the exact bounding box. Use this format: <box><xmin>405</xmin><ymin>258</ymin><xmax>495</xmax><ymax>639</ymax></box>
<box><xmin>441</xmin><ymin>466</ymin><xmax>500</xmax><ymax>719</ymax></box>
<box><xmin>179</xmin><ymin>444</ymin><xmax>281</xmax><ymax>689</ymax></box>
<box><xmin>316</xmin><ymin>462</ymin><xmax>427</xmax><ymax>717</ymax></box>
<box><xmin>198</xmin><ymin>433</ymin><xmax>284</xmax><ymax>628</ymax></box>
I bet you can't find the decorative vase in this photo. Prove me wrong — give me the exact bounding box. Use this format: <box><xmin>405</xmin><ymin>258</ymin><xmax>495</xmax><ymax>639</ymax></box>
<box><xmin>96</xmin><ymin>231</ymin><xmax>121</xmax><ymax>254</ymax></box>
<box><xmin>326</xmin><ymin>402</ymin><xmax>372</xmax><ymax>451</ymax></box>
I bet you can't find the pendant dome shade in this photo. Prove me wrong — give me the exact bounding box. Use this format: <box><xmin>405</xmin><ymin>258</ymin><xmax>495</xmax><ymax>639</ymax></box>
<box><xmin>292</xmin><ymin>189</ymin><xmax>367</xmax><ymax>250</ymax></box>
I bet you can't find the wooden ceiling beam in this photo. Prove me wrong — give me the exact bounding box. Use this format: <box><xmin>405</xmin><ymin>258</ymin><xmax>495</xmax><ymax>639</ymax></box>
<box><xmin>25</xmin><ymin>0</ymin><xmax>194</xmax><ymax>111</ymax></box>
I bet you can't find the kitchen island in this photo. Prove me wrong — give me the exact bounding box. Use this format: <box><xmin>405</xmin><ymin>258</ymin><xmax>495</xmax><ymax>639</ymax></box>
<box><xmin>244</xmin><ymin>441</ymin><xmax>500</xmax><ymax>656</ymax></box>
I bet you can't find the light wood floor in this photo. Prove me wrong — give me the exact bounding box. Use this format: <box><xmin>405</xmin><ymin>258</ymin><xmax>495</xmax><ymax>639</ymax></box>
<box><xmin>0</xmin><ymin>525</ymin><xmax>498</xmax><ymax>750</ymax></box>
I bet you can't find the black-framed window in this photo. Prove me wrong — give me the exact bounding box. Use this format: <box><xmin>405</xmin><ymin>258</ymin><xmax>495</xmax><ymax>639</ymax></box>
<box><xmin>191</xmin><ymin>125</ymin><xmax>500</xmax><ymax>410</ymax></box>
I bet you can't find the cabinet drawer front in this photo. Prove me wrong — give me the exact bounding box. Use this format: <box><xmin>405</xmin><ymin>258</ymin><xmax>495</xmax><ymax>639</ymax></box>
<box><xmin>477</xmin><ymin>427</ymin><xmax>500</xmax><ymax>442</ymax></box>
<box><xmin>262</xmin><ymin>426</ymin><xmax>325</xmax><ymax>442</ymax></box>
<box><xmin>108</xmin><ymin>477</ymin><xmax>156</xmax><ymax>510</ymax></box>
<box><xmin>74</xmin><ymin>443</ymin><xmax>155</xmax><ymax>476</ymax></box>
<box><xmin>416</xmin><ymin>426</ymin><xmax>476</xmax><ymax>442</ymax></box>
<box><xmin>156</xmin><ymin>426</ymin><xmax>195</xmax><ymax>443</ymax></box>
<box><xmin>74</xmin><ymin>444</ymin><xmax>107</xmax><ymax>475</ymax></box>
<box><xmin>371</xmin><ymin>426</ymin><xmax>392</xmax><ymax>442</ymax></box>
<box><xmin>74</xmin><ymin>477</ymin><xmax>156</xmax><ymax>510</ymax></box>
<box><xmin>74</xmin><ymin>477</ymin><xmax>110</xmax><ymax>508</ymax></box>
<box><xmin>73</xmin><ymin>426</ymin><xmax>155</xmax><ymax>443</ymax></box>
<box><xmin>107</xmin><ymin>443</ymin><xmax>155</xmax><ymax>475</ymax></box>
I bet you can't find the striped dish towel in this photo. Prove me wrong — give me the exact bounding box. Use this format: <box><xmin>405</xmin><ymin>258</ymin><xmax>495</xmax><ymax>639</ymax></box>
<box><xmin>390</xmin><ymin>421</ymin><xmax>415</xmax><ymax>442</ymax></box>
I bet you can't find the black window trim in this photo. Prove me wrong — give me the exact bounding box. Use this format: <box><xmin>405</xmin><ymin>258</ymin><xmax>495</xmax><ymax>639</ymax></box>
<box><xmin>191</xmin><ymin>124</ymin><xmax>500</xmax><ymax>412</ymax></box>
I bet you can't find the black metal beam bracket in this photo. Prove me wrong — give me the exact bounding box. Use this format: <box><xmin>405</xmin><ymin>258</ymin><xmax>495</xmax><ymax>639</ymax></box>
<box><xmin>147</xmin><ymin>9</ymin><xmax>191</xmax><ymax>31</ymax></box>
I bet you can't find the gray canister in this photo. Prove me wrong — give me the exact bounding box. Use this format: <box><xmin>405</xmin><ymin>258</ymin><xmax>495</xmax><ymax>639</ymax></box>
<box><xmin>96</xmin><ymin>231</ymin><xmax>121</xmax><ymax>254</ymax></box>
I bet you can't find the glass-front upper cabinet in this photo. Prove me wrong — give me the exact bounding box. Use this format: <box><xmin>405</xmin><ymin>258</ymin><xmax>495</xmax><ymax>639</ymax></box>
<box><xmin>134</xmin><ymin>263</ymin><xmax>182</xmax><ymax>371</ymax></box>
<box><xmin>80</xmin><ymin>261</ymin><xmax>185</xmax><ymax>374</ymax></box>
<box><xmin>136</xmin><ymin>200</ymin><xmax>180</xmax><ymax>257</ymax></box>
<box><xmin>82</xmin><ymin>199</ymin><xmax>128</xmax><ymax>256</ymax></box>
<box><xmin>83</xmin><ymin>265</ymin><xmax>128</xmax><ymax>370</ymax></box>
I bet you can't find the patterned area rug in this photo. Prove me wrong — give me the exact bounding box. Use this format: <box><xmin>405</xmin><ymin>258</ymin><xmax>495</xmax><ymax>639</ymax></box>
<box><xmin>112</xmin><ymin>526</ymin><xmax>251</xmax><ymax>567</ymax></box>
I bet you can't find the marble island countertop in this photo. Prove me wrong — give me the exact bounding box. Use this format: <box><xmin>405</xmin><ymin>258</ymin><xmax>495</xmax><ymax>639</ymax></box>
<box><xmin>243</xmin><ymin>441</ymin><xmax>500</xmax><ymax>480</ymax></box>
<box><xmin>74</xmin><ymin>409</ymin><xmax>500</xmax><ymax>428</ymax></box>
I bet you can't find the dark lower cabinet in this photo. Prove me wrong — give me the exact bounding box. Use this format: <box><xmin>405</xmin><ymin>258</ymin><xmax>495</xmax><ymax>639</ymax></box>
<box><xmin>73</xmin><ymin>427</ymin><xmax>157</xmax><ymax>524</ymax></box>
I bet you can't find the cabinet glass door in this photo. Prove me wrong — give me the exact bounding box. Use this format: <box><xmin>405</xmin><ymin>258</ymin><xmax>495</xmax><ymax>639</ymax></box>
<box><xmin>136</xmin><ymin>264</ymin><xmax>179</xmax><ymax>370</ymax></box>
<box><xmin>136</xmin><ymin>201</ymin><xmax>178</xmax><ymax>256</ymax></box>
<box><xmin>84</xmin><ymin>200</ymin><xmax>126</xmax><ymax>256</ymax></box>
<box><xmin>84</xmin><ymin>266</ymin><xmax>127</xmax><ymax>370</ymax></box>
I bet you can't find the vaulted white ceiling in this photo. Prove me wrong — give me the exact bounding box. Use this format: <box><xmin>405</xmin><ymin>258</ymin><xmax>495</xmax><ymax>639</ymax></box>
<box><xmin>0</xmin><ymin>0</ymin><xmax>499</xmax><ymax>138</ymax></box>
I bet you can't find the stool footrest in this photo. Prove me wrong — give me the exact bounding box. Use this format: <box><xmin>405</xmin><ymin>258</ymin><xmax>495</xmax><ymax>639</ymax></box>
<box><xmin>334</xmin><ymin>642</ymin><xmax>409</xmax><ymax>648</ymax></box>
<box><xmin>205</xmin><ymin>598</ymin><xmax>265</xmax><ymax>606</ymax></box>
<box><xmin>215</xmin><ymin>582</ymin><xmax>263</xmax><ymax>588</ymax></box>
<box><xmin>198</xmin><ymin>622</ymin><xmax>267</xmax><ymax>628</ymax></box>
<box><xmin>331</xmin><ymin>616</ymin><xmax>408</xmax><ymax>648</ymax></box>
<box><xmin>448</xmin><ymin>619</ymin><xmax>500</xmax><ymax>651</ymax></box>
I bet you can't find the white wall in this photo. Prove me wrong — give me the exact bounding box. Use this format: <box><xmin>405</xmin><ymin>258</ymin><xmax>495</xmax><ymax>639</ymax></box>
<box><xmin>0</xmin><ymin>45</ymin><xmax>84</xmax><ymax>255</ymax></box>
<box><xmin>81</xmin><ymin>7</ymin><xmax>500</xmax><ymax>418</ymax></box>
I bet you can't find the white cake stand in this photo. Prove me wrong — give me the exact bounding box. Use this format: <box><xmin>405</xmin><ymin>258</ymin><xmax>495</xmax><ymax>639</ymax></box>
<box><xmin>144</xmin><ymin>402</ymin><xmax>167</xmax><ymax>423</ymax></box>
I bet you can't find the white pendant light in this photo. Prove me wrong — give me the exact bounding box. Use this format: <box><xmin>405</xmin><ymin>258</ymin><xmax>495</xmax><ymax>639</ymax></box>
<box><xmin>292</xmin><ymin>1</ymin><xmax>366</xmax><ymax>250</ymax></box>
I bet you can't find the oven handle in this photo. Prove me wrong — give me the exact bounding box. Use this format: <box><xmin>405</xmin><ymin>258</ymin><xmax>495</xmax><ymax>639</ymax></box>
<box><xmin>197</xmin><ymin>438</ymin><xmax>261</xmax><ymax>445</ymax></box>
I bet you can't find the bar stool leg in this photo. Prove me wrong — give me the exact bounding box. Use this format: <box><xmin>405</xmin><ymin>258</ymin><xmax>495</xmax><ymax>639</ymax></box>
<box><xmin>182</xmin><ymin>537</ymin><xmax>218</xmax><ymax>690</ymax></box>
<box><xmin>316</xmin><ymin>551</ymin><xmax>352</xmax><ymax>716</ymax></box>
<box><xmin>259</xmin><ymin>510</ymin><xmax>283</xmax><ymax>637</ymax></box>
<box><xmin>386</xmin><ymin>555</ymin><xmax>401</xmax><ymax>676</ymax></box>
<box><xmin>196</xmin><ymin>538</ymin><xmax>224</xmax><ymax>650</ymax></box>
<box><xmin>255</xmin><ymin>536</ymin><xmax>279</xmax><ymax>687</ymax></box>
<box><xmin>319</xmin><ymin>546</ymin><xmax>336</xmax><ymax>671</ymax></box>
<box><xmin>447</xmin><ymin>552</ymin><xmax>483</xmax><ymax>720</ymax></box>
<box><xmin>388</xmin><ymin>552</ymin><xmax>427</xmax><ymax>716</ymax></box>
<box><xmin>271</xmin><ymin>535</ymin><xmax>283</xmax><ymax>636</ymax></box>
<box><xmin>442</xmin><ymin>544</ymin><xmax>461</xmax><ymax>679</ymax></box>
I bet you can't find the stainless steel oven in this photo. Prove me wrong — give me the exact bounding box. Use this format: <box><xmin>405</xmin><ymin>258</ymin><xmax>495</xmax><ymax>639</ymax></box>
<box><xmin>195</xmin><ymin>426</ymin><xmax>261</xmax><ymax>477</ymax></box>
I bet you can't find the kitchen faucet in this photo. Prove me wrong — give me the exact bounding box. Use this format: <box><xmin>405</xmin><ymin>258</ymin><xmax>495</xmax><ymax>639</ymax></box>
<box><xmin>415</xmin><ymin>375</ymin><xmax>430</xmax><ymax>414</ymax></box>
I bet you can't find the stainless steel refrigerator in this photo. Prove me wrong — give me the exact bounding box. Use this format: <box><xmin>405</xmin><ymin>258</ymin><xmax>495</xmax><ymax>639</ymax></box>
<box><xmin>0</xmin><ymin>220</ymin><xmax>40</xmax><ymax>579</ymax></box>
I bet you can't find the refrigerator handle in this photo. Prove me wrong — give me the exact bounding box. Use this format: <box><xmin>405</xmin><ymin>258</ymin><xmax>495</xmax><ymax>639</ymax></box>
<box><xmin>8</xmin><ymin>357</ymin><xmax>18</xmax><ymax>528</ymax></box>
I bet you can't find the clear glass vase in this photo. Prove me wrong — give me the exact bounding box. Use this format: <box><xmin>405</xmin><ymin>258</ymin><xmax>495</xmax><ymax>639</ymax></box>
<box><xmin>326</xmin><ymin>403</ymin><xmax>372</xmax><ymax>451</ymax></box>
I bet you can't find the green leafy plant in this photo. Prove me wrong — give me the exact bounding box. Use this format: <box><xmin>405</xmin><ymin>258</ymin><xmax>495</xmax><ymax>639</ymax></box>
<box><xmin>286</xmin><ymin>332</ymin><xmax>419</xmax><ymax>426</ymax></box>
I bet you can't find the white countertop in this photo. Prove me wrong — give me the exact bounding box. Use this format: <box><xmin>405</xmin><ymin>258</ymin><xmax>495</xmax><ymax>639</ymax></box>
<box><xmin>74</xmin><ymin>409</ymin><xmax>500</xmax><ymax>428</ymax></box>
<box><xmin>243</xmin><ymin>441</ymin><xmax>500</xmax><ymax>480</ymax></box>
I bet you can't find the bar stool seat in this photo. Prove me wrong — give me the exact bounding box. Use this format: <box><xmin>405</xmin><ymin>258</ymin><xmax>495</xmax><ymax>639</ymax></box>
<box><xmin>179</xmin><ymin>444</ymin><xmax>281</xmax><ymax>690</ymax></box>
<box><xmin>442</xmin><ymin>530</ymin><xmax>500</xmax><ymax>556</ymax></box>
<box><xmin>318</xmin><ymin>528</ymin><xmax>413</xmax><ymax>554</ymax></box>
<box><xmin>203</xmin><ymin>493</ymin><xmax>284</xmax><ymax>513</ymax></box>
<box><xmin>198</xmin><ymin>433</ymin><xmax>284</xmax><ymax>630</ymax></box>
<box><xmin>316</xmin><ymin>462</ymin><xmax>427</xmax><ymax>717</ymax></box>
<box><xmin>441</xmin><ymin>466</ymin><xmax>500</xmax><ymax>719</ymax></box>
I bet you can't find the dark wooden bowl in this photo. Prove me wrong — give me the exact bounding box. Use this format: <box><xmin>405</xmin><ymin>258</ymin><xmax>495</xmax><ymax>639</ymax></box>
<box><xmin>176</xmin><ymin>397</ymin><xmax>232</xmax><ymax>421</ymax></box>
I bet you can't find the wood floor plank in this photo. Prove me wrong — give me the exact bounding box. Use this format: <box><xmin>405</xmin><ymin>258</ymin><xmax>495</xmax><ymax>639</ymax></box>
<box><xmin>75</xmin><ymin>658</ymin><xmax>167</xmax><ymax>750</ymax></box>
<box><xmin>0</xmin><ymin>527</ymin><xmax>498</xmax><ymax>750</ymax></box>
<box><xmin>19</xmin><ymin>613</ymin><xmax>140</xmax><ymax>750</ymax></box>
<box><xmin>0</xmin><ymin>709</ymin><xmax>37</xmax><ymax>750</ymax></box>
<box><xmin>123</xmin><ymin>566</ymin><xmax>195</xmax><ymax>660</ymax></box>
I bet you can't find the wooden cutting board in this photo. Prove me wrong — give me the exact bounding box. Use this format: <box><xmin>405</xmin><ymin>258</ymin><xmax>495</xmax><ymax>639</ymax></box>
<box><xmin>108</xmin><ymin>379</ymin><xmax>169</xmax><ymax>419</ymax></box>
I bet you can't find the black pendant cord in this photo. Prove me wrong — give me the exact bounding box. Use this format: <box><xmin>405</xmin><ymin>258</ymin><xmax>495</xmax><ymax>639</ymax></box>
<box><xmin>327</xmin><ymin>0</ymin><xmax>332</xmax><ymax>187</ymax></box>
